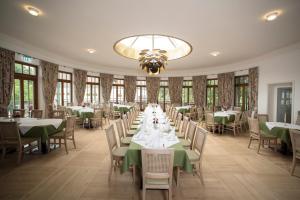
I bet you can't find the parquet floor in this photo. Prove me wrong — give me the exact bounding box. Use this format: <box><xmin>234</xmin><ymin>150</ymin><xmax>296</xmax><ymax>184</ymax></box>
<box><xmin>0</xmin><ymin>124</ymin><xmax>300</xmax><ymax>200</ymax></box>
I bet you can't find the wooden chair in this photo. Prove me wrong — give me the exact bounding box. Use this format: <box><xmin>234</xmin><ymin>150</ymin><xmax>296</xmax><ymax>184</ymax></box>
<box><xmin>174</xmin><ymin>113</ymin><xmax>182</xmax><ymax>132</ymax></box>
<box><xmin>51</xmin><ymin>110</ymin><xmax>65</xmax><ymax>119</ymax></box>
<box><xmin>186</xmin><ymin>106</ymin><xmax>197</xmax><ymax>120</ymax></box>
<box><xmin>205</xmin><ymin>112</ymin><xmax>220</xmax><ymax>134</ymax></box>
<box><xmin>225</xmin><ymin>112</ymin><xmax>242</xmax><ymax>136</ymax></box>
<box><xmin>184</xmin><ymin>127</ymin><xmax>207</xmax><ymax>184</ymax></box>
<box><xmin>31</xmin><ymin>109</ymin><xmax>43</xmax><ymax>118</ymax></box>
<box><xmin>90</xmin><ymin>109</ymin><xmax>103</xmax><ymax>129</ymax></box>
<box><xmin>48</xmin><ymin>116</ymin><xmax>76</xmax><ymax>154</ymax></box>
<box><xmin>233</xmin><ymin>107</ymin><xmax>241</xmax><ymax>111</ymax></box>
<box><xmin>13</xmin><ymin>109</ymin><xmax>25</xmax><ymax>118</ymax></box>
<box><xmin>247</xmin><ymin>117</ymin><xmax>277</xmax><ymax>153</ymax></box>
<box><xmin>115</xmin><ymin>119</ymin><xmax>132</xmax><ymax>146</ymax></box>
<box><xmin>105</xmin><ymin>124</ymin><xmax>129</xmax><ymax>182</ymax></box>
<box><xmin>257</xmin><ymin>114</ymin><xmax>269</xmax><ymax>124</ymax></box>
<box><xmin>177</xmin><ymin>116</ymin><xmax>189</xmax><ymax>138</ymax></box>
<box><xmin>0</xmin><ymin>121</ymin><xmax>37</xmax><ymax>164</ymax></box>
<box><xmin>122</xmin><ymin>114</ymin><xmax>136</xmax><ymax>136</ymax></box>
<box><xmin>179</xmin><ymin>120</ymin><xmax>197</xmax><ymax>149</ymax></box>
<box><xmin>141</xmin><ymin>149</ymin><xmax>174</xmax><ymax>200</ymax></box>
<box><xmin>289</xmin><ymin>129</ymin><xmax>300</xmax><ymax>176</ymax></box>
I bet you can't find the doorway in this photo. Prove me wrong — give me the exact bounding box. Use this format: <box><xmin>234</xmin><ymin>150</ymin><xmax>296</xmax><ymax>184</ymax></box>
<box><xmin>276</xmin><ymin>87</ymin><xmax>292</xmax><ymax>123</ymax></box>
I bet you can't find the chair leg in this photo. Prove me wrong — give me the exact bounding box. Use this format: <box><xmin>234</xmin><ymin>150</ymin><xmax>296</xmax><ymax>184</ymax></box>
<box><xmin>17</xmin><ymin>146</ymin><xmax>23</xmax><ymax>165</ymax></box>
<box><xmin>72</xmin><ymin>136</ymin><xmax>76</xmax><ymax>149</ymax></box>
<box><xmin>248</xmin><ymin>137</ymin><xmax>252</xmax><ymax>148</ymax></box>
<box><xmin>2</xmin><ymin>147</ymin><xmax>6</xmax><ymax>160</ymax></box>
<box><xmin>108</xmin><ymin>159</ymin><xmax>113</xmax><ymax>182</ymax></box>
<box><xmin>274</xmin><ymin>139</ymin><xmax>277</xmax><ymax>152</ymax></box>
<box><xmin>64</xmin><ymin>138</ymin><xmax>68</xmax><ymax>154</ymax></box>
<box><xmin>290</xmin><ymin>157</ymin><xmax>296</xmax><ymax>176</ymax></box>
<box><xmin>198</xmin><ymin>162</ymin><xmax>204</xmax><ymax>185</ymax></box>
<box><xmin>142</xmin><ymin>187</ymin><xmax>146</xmax><ymax>200</ymax></box>
<box><xmin>257</xmin><ymin>138</ymin><xmax>261</xmax><ymax>154</ymax></box>
<box><xmin>168</xmin><ymin>188</ymin><xmax>172</xmax><ymax>200</ymax></box>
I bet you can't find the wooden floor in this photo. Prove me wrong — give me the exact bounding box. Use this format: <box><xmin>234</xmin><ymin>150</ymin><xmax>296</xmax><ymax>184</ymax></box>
<box><xmin>1</xmin><ymin>124</ymin><xmax>300</xmax><ymax>200</ymax></box>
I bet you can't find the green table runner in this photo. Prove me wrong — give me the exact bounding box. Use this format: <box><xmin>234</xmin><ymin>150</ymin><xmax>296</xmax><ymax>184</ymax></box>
<box><xmin>114</xmin><ymin>106</ymin><xmax>131</xmax><ymax>114</ymax></box>
<box><xmin>122</xmin><ymin>141</ymin><xmax>193</xmax><ymax>173</ymax></box>
<box><xmin>22</xmin><ymin>120</ymin><xmax>66</xmax><ymax>143</ymax></box>
<box><xmin>214</xmin><ymin>115</ymin><xmax>235</xmax><ymax>125</ymax></box>
<box><xmin>177</xmin><ymin>108</ymin><xmax>190</xmax><ymax>114</ymax></box>
<box><xmin>260</xmin><ymin>122</ymin><xmax>291</xmax><ymax>147</ymax></box>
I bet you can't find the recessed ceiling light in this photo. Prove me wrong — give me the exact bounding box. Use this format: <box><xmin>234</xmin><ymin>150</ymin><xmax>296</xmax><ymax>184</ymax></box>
<box><xmin>263</xmin><ymin>10</ymin><xmax>282</xmax><ymax>22</ymax></box>
<box><xmin>24</xmin><ymin>6</ymin><xmax>41</xmax><ymax>16</ymax></box>
<box><xmin>210</xmin><ymin>51</ymin><xmax>220</xmax><ymax>57</ymax></box>
<box><xmin>86</xmin><ymin>49</ymin><xmax>96</xmax><ymax>54</ymax></box>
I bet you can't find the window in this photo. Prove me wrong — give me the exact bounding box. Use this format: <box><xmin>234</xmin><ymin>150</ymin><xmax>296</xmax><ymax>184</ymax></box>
<box><xmin>84</xmin><ymin>76</ymin><xmax>100</xmax><ymax>104</ymax></box>
<box><xmin>182</xmin><ymin>80</ymin><xmax>194</xmax><ymax>105</ymax></box>
<box><xmin>206</xmin><ymin>79</ymin><xmax>218</xmax><ymax>109</ymax></box>
<box><xmin>158</xmin><ymin>81</ymin><xmax>170</xmax><ymax>110</ymax></box>
<box><xmin>9</xmin><ymin>62</ymin><xmax>38</xmax><ymax>114</ymax></box>
<box><xmin>135</xmin><ymin>80</ymin><xmax>147</xmax><ymax>110</ymax></box>
<box><xmin>54</xmin><ymin>71</ymin><xmax>72</xmax><ymax>106</ymax></box>
<box><xmin>110</xmin><ymin>79</ymin><xmax>125</xmax><ymax>104</ymax></box>
<box><xmin>234</xmin><ymin>76</ymin><xmax>249</xmax><ymax>111</ymax></box>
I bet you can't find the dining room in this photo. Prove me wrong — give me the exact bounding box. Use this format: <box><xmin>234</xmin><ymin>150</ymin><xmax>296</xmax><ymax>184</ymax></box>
<box><xmin>1</xmin><ymin>0</ymin><xmax>300</xmax><ymax>200</ymax></box>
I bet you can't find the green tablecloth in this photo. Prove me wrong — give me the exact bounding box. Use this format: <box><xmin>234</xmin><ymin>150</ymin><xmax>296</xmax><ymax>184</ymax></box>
<box><xmin>114</xmin><ymin>106</ymin><xmax>131</xmax><ymax>114</ymax></box>
<box><xmin>74</xmin><ymin>110</ymin><xmax>94</xmax><ymax>119</ymax></box>
<box><xmin>22</xmin><ymin>121</ymin><xmax>66</xmax><ymax>143</ymax></box>
<box><xmin>260</xmin><ymin>122</ymin><xmax>291</xmax><ymax>147</ymax></box>
<box><xmin>122</xmin><ymin>141</ymin><xmax>193</xmax><ymax>173</ymax></box>
<box><xmin>177</xmin><ymin>108</ymin><xmax>190</xmax><ymax>114</ymax></box>
<box><xmin>214</xmin><ymin>115</ymin><xmax>235</xmax><ymax>125</ymax></box>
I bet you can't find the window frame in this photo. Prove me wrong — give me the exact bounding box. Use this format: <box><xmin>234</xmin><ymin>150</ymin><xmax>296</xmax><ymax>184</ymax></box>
<box><xmin>85</xmin><ymin>75</ymin><xmax>100</xmax><ymax>104</ymax></box>
<box><xmin>182</xmin><ymin>80</ymin><xmax>194</xmax><ymax>105</ymax></box>
<box><xmin>56</xmin><ymin>71</ymin><xmax>73</xmax><ymax>106</ymax></box>
<box><xmin>158</xmin><ymin>80</ymin><xmax>170</xmax><ymax>110</ymax></box>
<box><xmin>111</xmin><ymin>78</ymin><xmax>125</xmax><ymax>104</ymax></box>
<box><xmin>12</xmin><ymin>61</ymin><xmax>38</xmax><ymax>110</ymax></box>
<box><xmin>234</xmin><ymin>75</ymin><xmax>249</xmax><ymax>111</ymax></box>
<box><xmin>135</xmin><ymin>80</ymin><xmax>147</xmax><ymax>110</ymax></box>
<box><xmin>206</xmin><ymin>79</ymin><xmax>218</xmax><ymax>108</ymax></box>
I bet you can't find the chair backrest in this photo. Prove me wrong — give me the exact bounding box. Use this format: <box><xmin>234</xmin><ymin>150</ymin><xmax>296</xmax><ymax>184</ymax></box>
<box><xmin>65</xmin><ymin>116</ymin><xmax>76</xmax><ymax>137</ymax></box>
<box><xmin>193</xmin><ymin>127</ymin><xmax>207</xmax><ymax>159</ymax></box>
<box><xmin>258</xmin><ymin>114</ymin><xmax>269</xmax><ymax>123</ymax></box>
<box><xmin>296</xmin><ymin>112</ymin><xmax>300</xmax><ymax>125</ymax></box>
<box><xmin>141</xmin><ymin>149</ymin><xmax>174</xmax><ymax>185</ymax></box>
<box><xmin>175</xmin><ymin>112</ymin><xmax>182</xmax><ymax>129</ymax></box>
<box><xmin>233</xmin><ymin>107</ymin><xmax>241</xmax><ymax>111</ymax></box>
<box><xmin>115</xmin><ymin>119</ymin><xmax>125</xmax><ymax>140</ymax></box>
<box><xmin>289</xmin><ymin>129</ymin><xmax>300</xmax><ymax>157</ymax></box>
<box><xmin>248</xmin><ymin>117</ymin><xmax>259</xmax><ymax>135</ymax></box>
<box><xmin>52</xmin><ymin>110</ymin><xmax>65</xmax><ymax>119</ymax></box>
<box><xmin>13</xmin><ymin>109</ymin><xmax>25</xmax><ymax>118</ymax></box>
<box><xmin>172</xmin><ymin>110</ymin><xmax>178</xmax><ymax>122</ymax></box>
<box><xmin>66</xmin><ymin>108</ymin><xmax>73</xmax><ymax>116</ymax></box>
<box><xmin>31</xmin><ymin>109</ymin><xmax>43</xmax><ymax>118</ymax></box>
<box><xmin>205</xmin><ymin>112</ymin><xmax>214</xmax><ymax>124</ymax></box>
<box><xmin>122</xmin><ymin>114</ymin><xmax>129</xmax><ymax>131</ymax></box>
<box><xmin>234</xmin><ymin>112</ymin><xmax>242</xmax><ymax>123</ymax></box>
<box><xmin>181</xmin><ymin>116</ymin><xmax>189</xmax><ymax>136</ymax></box>
<box><xmin>94</xmin><ymin>109</ymin><xmax>103</xmax><ymax>118</ymax></box>
<box><xmin>186</xmin><ymin>120</ymin><xmax>197</xmax><ymax>142</ymax></box>
<box><xmin>105</xmin><ymin>124</ymin><xmax>118</xmax><ymax>158</ymax></box>
<box><xmin>0</xmin><ymin>121</ymin><xmax>21</xmax><ymax>147</ymax></box>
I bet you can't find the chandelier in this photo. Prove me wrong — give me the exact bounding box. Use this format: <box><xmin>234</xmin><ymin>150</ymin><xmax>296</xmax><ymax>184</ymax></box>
<box><xmin>114</xmin><ymin>34</ymin><xmax>192</xmax><ymax>75</ymax></box>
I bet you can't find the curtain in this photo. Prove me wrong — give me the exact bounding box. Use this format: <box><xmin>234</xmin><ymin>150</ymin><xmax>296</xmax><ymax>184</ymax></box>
<box><xmin>248</xmin><ymin>67</ymin><xmax>259</xmax><ymax>111</ymax></box>
<box><xmin>100</xmin><ymin>73</ymin><xmax>113</xmax><ymax>103</ymax></box>
<box><xmin>124</xmin><ymin>76</ymin><xmax>137</xmax><ymax>103</ymax></box>
<box><xmin>0</xmin><ymin>48</ymin><xmax>15</xmax><ymax>117</ymax></box>
<box><xmin>192</xmin><ymin>75</ymin><xmax>207</xmax><ymax>108</ymax></box>
<box><xmin>41</xmin><ymin>60</ymin><xmax>59</xmax><ymax>118</ymax></box>
<box><xmin>168</xmin><ymin>77</ymin><xmax>183</xmax><ymax>105</ymax></box>
<box><xmin>218</xmin><ymin>72</ymin><xmax>234</xmax><ymax>108</ymax></box>
<box><xmin>146</xmin><ymin>77</ymin><xmax>160</xmax><ymax>103</ymax></box>
<box><xmin>74</xmin><ymin>69</ymin><xmax>87</xmax><ymax>106</ymax></box>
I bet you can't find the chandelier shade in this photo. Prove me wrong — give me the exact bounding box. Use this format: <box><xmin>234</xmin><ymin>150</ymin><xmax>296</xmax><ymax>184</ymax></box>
<box><xmin>113</xmin><ymin>34</ymin><xmax>192</xmax><ymax>75</ymax></box>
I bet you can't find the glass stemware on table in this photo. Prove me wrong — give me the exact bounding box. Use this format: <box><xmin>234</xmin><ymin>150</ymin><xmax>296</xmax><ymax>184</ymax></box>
<box><xmin>132</xmin><ymin>104</ymin><xmax>179</xmax><ymax>149</ymax></box>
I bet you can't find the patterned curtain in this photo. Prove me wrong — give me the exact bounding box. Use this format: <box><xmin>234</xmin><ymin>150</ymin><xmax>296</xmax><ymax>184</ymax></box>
<box><xmin>218</xmin><ymin>72</ymin><xmax>234</xmax><ymax>108</ymax></box>
<box><xmin>41</xmin><ymin>60</ymin><xmax>59</xmax><ymax>118</ymax></box>
<box><xmin>168</xmin><ymin>77</ymin><xmax>183</xmax><ymax>105</ymax></box>
<box><xmin>248</xmin><ymin>67</ymin><xmax>259</xmax><ymax>111</ymax></box>
<box><xmin>0</xmin><ymin>48</ymin><xmax>15</xmax><ymax>117</ymax></box>
<box><xmin>74</xmin><ymin>69</ymin><xmax>87</xmax><ymax>106</ymax></box>
<box><xmin>192</xmin><ymin>75</ymin><xmax>207</xmax><ymax>108</ymax></box>
<box><xmin>100</xmin><ymin>73</ymin><xmax>113</xmax><ymax>103</ymax></box>
<box><xmin>124</xmin><ymin>76</ymin><xmax>137</xmax><ymax>103</ymax></box>
<box><xmin>146</xmin><ymin>77</ymin><xmax>160</xmax><ymax>103</ymax></box>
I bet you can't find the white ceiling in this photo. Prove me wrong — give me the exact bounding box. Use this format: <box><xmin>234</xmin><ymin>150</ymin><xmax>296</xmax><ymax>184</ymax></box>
<box><xmin>0</xmin><ymin>0</ymin><xmax>300</xmax><ymax>76</ymax></box>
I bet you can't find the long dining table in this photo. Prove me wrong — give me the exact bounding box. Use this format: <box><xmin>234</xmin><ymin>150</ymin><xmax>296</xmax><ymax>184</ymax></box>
<box><xmin>122</xmin><ymin>105</ymin><xmax>193</xmax><ymax>180</ymax></box>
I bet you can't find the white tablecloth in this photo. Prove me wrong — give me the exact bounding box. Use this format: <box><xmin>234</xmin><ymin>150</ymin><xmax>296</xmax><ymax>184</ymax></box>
<box><xmin>131</xmin><ymin>104</ymin><xmax>179</xmax><ymax>149</ymax></box>
<box><xmin>0</xmin><ymin>118</ymin><xmax>63</xmax><ymax>135</ymax></box>
<box><xmin>113</xmin><ymin>104</ymin><xmax>132</xmax><ymax>109</ymax></box>
<box><xmin>175</xmin><ymin>106</ymin><xmax>191</xmax><ymax>111</ymax></box>
<box><xmin>265</xmin><ymin>122</ymin><xmax>300</xmax><ymax>131</ymax></box>
<box><xmin>214</xmin><ymin>111</ymin><xmax>238</xmax><ymax>118</ymax></box>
